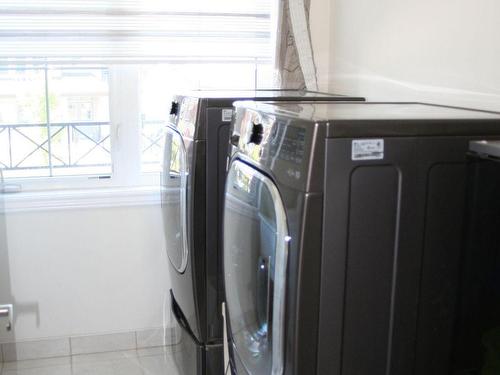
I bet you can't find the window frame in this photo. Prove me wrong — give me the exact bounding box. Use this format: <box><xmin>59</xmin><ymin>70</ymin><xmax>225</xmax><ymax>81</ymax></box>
<box><xmin>1</xmin><ymin>65</ymin><xmax>162</xmax><ymax>193</ymax></box>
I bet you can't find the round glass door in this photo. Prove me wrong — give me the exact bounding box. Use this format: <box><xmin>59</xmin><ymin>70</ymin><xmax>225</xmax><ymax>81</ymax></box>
<box><xmin>224</xmin><ymin>160</ymin><xmax>289</xmax><ymax>375</ymax></box>
<box><xmin>162</xmin><ymin>126</ymin><xmax>189</xmax><ymax>273</ymax></box>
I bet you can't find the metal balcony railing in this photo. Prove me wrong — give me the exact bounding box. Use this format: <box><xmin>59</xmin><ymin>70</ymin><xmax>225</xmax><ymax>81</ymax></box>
<box><xmin>0</xmin><ymin>121</ymin><xmax>111</xmax><ymax>173</ymax></box>
<box><xmin>141</xmin><ymin>119</ymin><xmax>166</xmax><ymax>169</ymax></box>
<box><xmin>0</xmin><ymin>120</ymin><xmax>166</xmax><ymax>177</ymax></box>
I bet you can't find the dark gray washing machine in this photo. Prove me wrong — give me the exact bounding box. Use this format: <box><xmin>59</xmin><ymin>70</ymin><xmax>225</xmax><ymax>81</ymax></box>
<box><xmin>161</xmin><ymin>90</ymin><xmax>365</xmax><ymax>375</ymax></box>
<box><xmin>223</xmin><ymin>101</ymin><xmax>500</xmax><ymax>375</ymax></box>
<box><xmin>450</xmin><ymin>140</ymin><xmax>500</xmax><ymax>375</ymax></box>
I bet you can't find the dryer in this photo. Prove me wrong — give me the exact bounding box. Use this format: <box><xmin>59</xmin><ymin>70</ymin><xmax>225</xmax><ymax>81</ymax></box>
<box><xmin>223</xmin><ymin>101</ymin><xmax>500</xmax><ymax>374</ymax></box>
<box><xmin>450</xmin><ymin>140</ymin><xmax>500</xmax><ymax>374</ymax></box>
<box><xmin>162</xmin><ymin>90</ymin><xmax>365</xmax><ymax>375</ymax></box>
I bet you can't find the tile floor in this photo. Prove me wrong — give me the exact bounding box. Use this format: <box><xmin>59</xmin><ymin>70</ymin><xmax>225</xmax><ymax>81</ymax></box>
<box><xmin>0</xmin><ymin>346</ymin><xmax>181</xmax><ymax>375</ymax></box>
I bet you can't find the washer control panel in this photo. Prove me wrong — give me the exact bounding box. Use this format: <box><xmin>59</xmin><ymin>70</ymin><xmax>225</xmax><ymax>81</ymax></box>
<box><xmin>231</xmin><ymin>106</ymin><xmax>313</xmax><ymax>190</ymax></box>
<box><xmin>268</xmin><ymin>123</ymin><xmax>306</xmax><ymax>165</ymax></box>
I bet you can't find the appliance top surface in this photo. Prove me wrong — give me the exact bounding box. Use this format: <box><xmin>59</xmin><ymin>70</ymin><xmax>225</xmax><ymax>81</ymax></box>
<box><xmin>238</xmin><ymin>101</ymin><xmax>500</xmax><ymax>121</ymax></box>
<box><xmin>177</xmin><ymin>89</ymin><xmax>359</xmax><ymax>100</ymax></box>
<box><xmin>235</xmin><ymin>101</ymin><xmax>500</xmax><ymax>137</ymax></box>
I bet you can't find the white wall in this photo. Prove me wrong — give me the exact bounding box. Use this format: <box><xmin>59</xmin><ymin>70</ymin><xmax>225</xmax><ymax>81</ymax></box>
<box><xmin>311</xmin><ymin>0</ymin><xmax>500</xmax><ymax>111</ymax></box>
<box><xmin>0</xmin><ymin>202</ymin><xmax>170</xmax><ymax>343</ymax></box>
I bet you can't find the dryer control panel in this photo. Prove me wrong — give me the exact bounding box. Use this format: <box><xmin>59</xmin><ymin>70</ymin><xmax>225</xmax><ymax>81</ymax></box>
<box><xmin>232</xmin><ymin>106</ymin><xmax>316</xmax><ymax>191</ymax></box>
<box><xmin>268</xmin><ymin>123</ymin><xmax>306</xmax><ymax>165</ymax></box>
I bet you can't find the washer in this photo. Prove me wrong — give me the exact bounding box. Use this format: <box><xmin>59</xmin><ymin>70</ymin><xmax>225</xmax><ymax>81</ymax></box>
<box><xmin>162</xmin><ymin>90</ymin><xmax>365</xmax><ymax>375</ymax></box>
<box><xmin>450</xmin><ymin>140</ymin><xmax>500</xmax><ymax>374</ymax></box>
<box><xmin>223</xmin><ymin>101</ymin><xmax>500</xmax><ymax>374</ymax></box>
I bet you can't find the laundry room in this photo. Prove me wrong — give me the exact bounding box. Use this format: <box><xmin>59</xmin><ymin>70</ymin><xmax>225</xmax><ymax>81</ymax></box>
<box><xmin>1</xmin><ymin>1</ymin><xmax>500</xmax><ymax>374</ymax></box>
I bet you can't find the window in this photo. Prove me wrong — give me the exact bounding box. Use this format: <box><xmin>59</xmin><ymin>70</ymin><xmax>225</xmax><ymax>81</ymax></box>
<box><xmin>0</xmin><ymin>0</ymin><xmax>278</xmax><ymax>192</ymax></box>
<box><xmin>0</xmin><ymin>67</ymin><xmax>111</xmax><ymax>180</ymax></box>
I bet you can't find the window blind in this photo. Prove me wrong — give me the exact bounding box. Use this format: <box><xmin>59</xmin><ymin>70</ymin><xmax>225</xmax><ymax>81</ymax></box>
<box><xmin>0</xmin><ymin>0</ymin><xmax>274</xmax><ymax>65</ymax></box>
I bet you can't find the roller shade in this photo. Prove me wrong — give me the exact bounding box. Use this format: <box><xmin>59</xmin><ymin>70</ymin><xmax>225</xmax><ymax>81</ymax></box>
<box><xmin>0</xmin><ymin>0</ymin><xmax>274</xmax><ymax>65</ymax></box>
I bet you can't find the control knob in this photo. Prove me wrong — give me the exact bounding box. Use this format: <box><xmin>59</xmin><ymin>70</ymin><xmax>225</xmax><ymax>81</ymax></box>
<box><xmin>249</xmin><ymin>123</ymin><xmax>264</xmax><ymax>145</ymax></box>
<box><xmin>230</xmin><ymin>134</ymin><xmax>240</xmax><ymax>146</ymax></box>
<box><xmin>170</xmin><ymin>101</ymin><xmax>179</xmax><ymax>116</ymax></box>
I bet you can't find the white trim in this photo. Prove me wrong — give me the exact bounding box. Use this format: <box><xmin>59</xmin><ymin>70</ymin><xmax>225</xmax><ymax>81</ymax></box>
<box><xmin>1</xmin><ymin>185</ymin><xmax>162</xmax><ymax>213</ymax></box>
<box><xmin>2</xmin><ymin>171</ymin><xmax>160</xmax><ymax>193</ymax></box>
<box><xmin>109</xmin><ymin>65</ymin><xmax>143</xmax><ymax>187</ymax></box>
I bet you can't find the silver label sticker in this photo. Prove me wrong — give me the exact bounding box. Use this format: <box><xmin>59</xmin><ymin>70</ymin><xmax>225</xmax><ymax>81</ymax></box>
<box><xmin>352</xmin><ymin>139</ymin><xmax>384</xmax><ymax>160</ymax></box>
<box><xmin>222</xmin><ymin>108</ymin><xmax>233</xmax><ymax>122</ymax></box>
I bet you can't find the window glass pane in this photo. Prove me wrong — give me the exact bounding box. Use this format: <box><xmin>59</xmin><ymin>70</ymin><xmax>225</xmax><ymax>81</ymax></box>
<box><xmin>51</xmin><ymin>123</ymin><xmax>111</xmax><ymax>177</ymax></box>
<box><xmin>48</xmin><ymin>68</ymin><xmax>110</xmax><ymax>123</ymax></box>
<box><xmin>48</xmin><ymin>68</ymin><xmax>111</xmax><ymax>177</ymax></box>
<box><xmin>197</xmin><ymin>63</ymin><xmax>258</xmax><ymax>90</ymax></box>
<box><xmin>0</xmin><ymin>68</ymin><xmax>46</xmax><ymax>125</ymax></box>
<box><xmin>7</xmin><ymin>124</ymin><xmax>50</xmax><ymax>178</ymax></box>
<box><xmin>141</xmin><ymin>119</ymin><xmax>165</xmax><ymax>173</ymax></box>
<box><xmin>139</xmin><ymin>61</ymin><xmax>274</xmax><ymax>173</ymax></box>
<box><xmin>0</xmin><ymin>67</ymin><xmax>111</xmax><ymax>179</ymax></box>
<box><xmin>0</xmin><ymin>68</ymin><xmax>49</xmax><ymax>178</ymax></box>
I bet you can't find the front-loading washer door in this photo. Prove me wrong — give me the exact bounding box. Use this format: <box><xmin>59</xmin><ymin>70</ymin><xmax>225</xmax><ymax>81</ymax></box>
<box><xmin>224</xmin><ymin>160</ymin><xmax>289</xmax><ymax>375</ymax></box>
<box><xmin>162</xmin><ymin>125</ymin><xmax>189</xmax><ymax>274</ymax></box>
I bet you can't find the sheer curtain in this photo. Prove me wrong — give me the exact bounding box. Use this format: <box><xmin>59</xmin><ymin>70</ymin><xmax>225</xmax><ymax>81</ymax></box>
<box><xmin>275</xmin><ymin>0</ymin><xmax>318</xmax><ymax>90</ymax></box>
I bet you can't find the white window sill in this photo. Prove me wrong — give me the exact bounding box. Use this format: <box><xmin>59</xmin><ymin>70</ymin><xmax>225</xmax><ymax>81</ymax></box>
<box><xmin>0</xmin><ymin>186</ymin><xmax>162</xmax><ymax>213</ymax></box>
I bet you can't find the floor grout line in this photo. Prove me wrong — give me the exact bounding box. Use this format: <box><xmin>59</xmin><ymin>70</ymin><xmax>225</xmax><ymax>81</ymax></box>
<box><xmin>1</xmin><ymin>327</ymin><xmax>174</xmax><ymax>362</ymax></box>
<box><xmin>0</xmin><ymin>345</ymin><xmax>181</xmax><ymax>375</ymax></box>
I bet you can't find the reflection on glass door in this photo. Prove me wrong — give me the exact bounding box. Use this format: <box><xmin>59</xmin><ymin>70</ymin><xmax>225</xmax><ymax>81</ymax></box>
<box><xmin>162</xmin><ymin>126</ymin><xmax>189</xmax><ymax>273</ymax></box>
<box><xmin>224</xmin><ymin>160</ymin><xmax>288</xmax><ymax>374</ymax></box>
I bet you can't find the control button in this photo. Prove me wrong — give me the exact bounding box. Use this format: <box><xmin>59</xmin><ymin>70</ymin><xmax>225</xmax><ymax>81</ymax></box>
<box><xmin>170</xmin><ymin>101</ymin><xmax>179</xmax><ymax>116</ymax></box>
<box><xmin>249</xmin><ymin>123</ymin><xmax>264</xmax><ymax>145</ymax></box>
<box><xmin>230</xmin><ymin>134</ymin><xmax>240</xmax><ymax>146</ymax></box>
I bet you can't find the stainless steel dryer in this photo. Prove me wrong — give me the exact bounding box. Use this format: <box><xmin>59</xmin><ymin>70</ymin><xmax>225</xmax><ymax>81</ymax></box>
<box><xmin>161</xmin><ymin>90</ymin><xmax>365</xmax><ymax>375</ymax></box>
<box><xmin>223</xmin><ymin>101</ymin><xmax>500</xmax><ymax>375</ymax></box>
